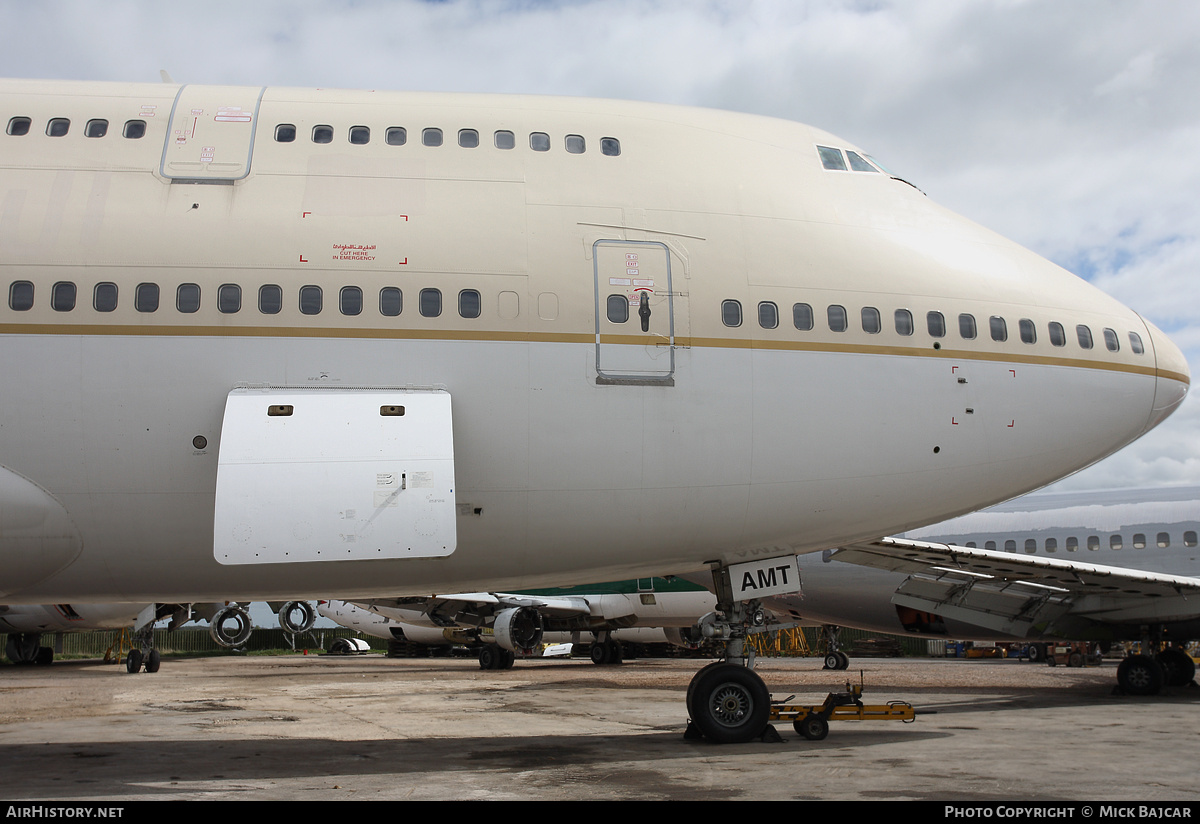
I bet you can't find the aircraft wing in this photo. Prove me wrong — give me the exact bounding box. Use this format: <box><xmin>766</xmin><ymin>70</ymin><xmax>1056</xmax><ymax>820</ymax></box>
<box><xmin>830</xmin><ymin>537</ymin><xmax>1200</xmax><ymax>637</ymax></box>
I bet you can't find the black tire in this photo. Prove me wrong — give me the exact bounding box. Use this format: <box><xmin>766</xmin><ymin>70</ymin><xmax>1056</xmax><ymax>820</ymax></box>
<box><xmin>1157</xmin><ymin>647</ymin><xmax>1196</xmax><ymax>687</ymax></box>
<box><xmin>609</xmin><ymin>641</ymin><xmax>624</xmax><ymax>665</ymax></box>
<box><xmin>689</xmin><ymin>663</ymin><xmax>770</xmax><ymax>744</ymax></box>
<box><xmin>1026</xmin><ymin>643</ymin><xmax>1044</xmax><ymax>663</ymax></box>
<box><xmin>478</xmin><ymin>645</ymin><xmax>498</xmax><ymax>670</ymax></box>
<box><xmin>1068</xmin><ymin>652</ymin><xmax>1084</xmax><ymax>668</ymax></box>
<box><xmin>144</xmin><ymin>649</ymin><xmax>161</xmax><ymax>673</ymax></box>
<box><xmin>824</xmin><ymin>653</ymin><xmax>840</xmax><ymax>670</ymax></box>
<box><xmin>836</xmin><ymin>651</ymin><xmax>850</xmax><ymax>670</ymax></box>
<box><xmin>686</xmin><ymin>661</ymin><xmax>729</xmax><ymax>720</ymax></box>
<box><xmin>1117</xmin><ymin>654</ymin><xmax>1165</xmax><ymax>696</ymax></box>
<box><xmin>499</xmin><ymin>649</ymin><xmax>516</xmax><ymax>670</ymax></box>
<box><xmin>34</xmin><ymin>646</ymin><xmax>53</xmax><ymax>666</ymax></box>
<box><xmin>125</xmin><ymin>649</ymin><xmax>143</xmax><ymax>674</ymax></box>
<box><xmin>590</xmin><ymin>643</ymin><xmax>609</xmax><ymax>666</ymax></box>
<box><xmin>794</xmin><ymin>713</ymin><xmax>829</xmax><ymax>741</ymax></box>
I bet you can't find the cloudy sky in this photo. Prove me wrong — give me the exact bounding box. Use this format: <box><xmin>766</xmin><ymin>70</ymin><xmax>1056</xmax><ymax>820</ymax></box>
<box><xmin>3</xmin><ymin>0</ymin><xmax>1198</xmax><ymax>492</ymax></box>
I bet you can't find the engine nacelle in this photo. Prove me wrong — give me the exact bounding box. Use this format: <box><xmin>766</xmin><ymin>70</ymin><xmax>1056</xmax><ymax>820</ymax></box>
<box><xmin>493</xmin><ymin>607</ymin><xmax>543</xmax><ymax>653</ymax></box>
<box><xmin>210</xmin><ymin>605</ymin><xmax>253</xmax><ymax>648</ymax></box>
<box><xmin>278</xmin><ymin>600</ymin><xmax>316</xmax><ymax>634</ymax></box>
<box><xmin>664</xmin><ymin>626</ymin><xmax>704</xmax><ymax>650</ymax></box>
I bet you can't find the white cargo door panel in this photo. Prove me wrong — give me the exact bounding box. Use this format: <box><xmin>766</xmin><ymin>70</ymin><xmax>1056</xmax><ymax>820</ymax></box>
<box><xmin>214</xmin><ymin>388</ymin><xmax>456</xmax><ymax>565</ymax></box>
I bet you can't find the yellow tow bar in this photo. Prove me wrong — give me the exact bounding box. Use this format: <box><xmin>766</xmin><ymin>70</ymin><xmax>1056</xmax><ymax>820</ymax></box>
<box><xmin>769</xmin><ymin>679</ymin><xmax>915</xmax><ymax>741</ymax></box>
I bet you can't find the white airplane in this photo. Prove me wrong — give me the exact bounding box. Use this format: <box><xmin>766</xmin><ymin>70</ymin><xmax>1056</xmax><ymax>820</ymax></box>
<box><xmin>2</xmin><ymin>602</ymin><xmax>161</xmax><ymax>668</ymax></box>
<box><xmin>330</xmin><ymin>576</ymin><xmax>714</xmax><ymax>669</ymax></box>
<box><xmin>0</xmin><ymin>78</ymin><xmax>1188</xmax><ymax>741</ymax></box>
<box><xmin>317</xmin><ymin>597</ymin><xmax>705</xmax><ymax>663</ymax></box>
<box><xmin>769</xmin><ymin>485</ymin><xmax>1200</xmax><ymax>696</ymax></box>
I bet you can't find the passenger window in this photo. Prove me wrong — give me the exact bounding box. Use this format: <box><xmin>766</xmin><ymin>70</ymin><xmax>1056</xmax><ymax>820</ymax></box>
<box><xmin>459</xmin><ymin>289</ymin><xmax>482</xmax><ymax>319</ymax></box>
<box><xmin>894</xmin><ymin>309</ymin><xmax>913</xmax><ymax>336</ymax></box>
<box><xmin>1045</xmin><ymin>538</ymin><xmax>1057</xmax><ymax>552</ymax></box>
<box><xmin>1087</xmin><ymin>536</ymin><xmax>1100</xmax><ymax>551</ymax></box>
<box><xmin>349</xmin><ymin>126</ymin><xmax>370</xmax><ymax>145</ymax></box>
<box><xmin>259</xmin><ymin>284</ymin><xmax>282</xmax><ymax>314</ymax></box>
<box><xmin>958</xmin><ymin>313</ymin><xmax>976</xmax><ymax>339</ymax></box>
<box><xmin>1133</xmin><ymin>533</ymin><xmax>1146</xmax><ymax>549</ymax></box>
<box><xmin>1103</xmin><ymin>328</ymin><xmax>1119</xmax><ymax>352</ymax></box>
<box><xmin>1077</xmin><ymin>325</ymin><xmax>1093</xmax><ymax>349</ymax></box>
<box><xmin>218</xmin><ymin>284</ymin><xmax>241</xmax><ymax>314</ymax></box>
<box><xmin>9</xmin><ymin>280</ymin><xmax>33</xmax><ymax>311</ymax></box>
<box><xmin>1157</xmin><ymin>532</ymin><xmax>1170</xmax><ymax>548</ymax></box>
<box><xmin>927</xmin><ymin>311</ymin><xmax>945</xmax><ymax>337</ymax></box>
<box><xmin>420</xmin><ymin>288</ymin><xmax>442</xmax><ymax>317</ymax></box>
<box><xmin>989</xmin><ymin>316</ymin><xmax>1007</xmax><ymax>342</ymax></box>
<box><xmin>46</xmin><ymin>118</ymin><xmax>70</xmax><ymax>137</ymax></box>
<box><xmin>379</xmin><ymin>287</ymin><xmax>402</xmax><ymax>316</ymax></box>
<box><xmin>1066</xmin><ymin>537</ymin><xmax>1078</xmax><ymax>552</ymax></box>
<box><xmin>176</xmin><ymin>283</ymin><xmax>201</xmax><ymax>313</ymax></box>
<box><xmin>793</xmin><ymin>303</ymin><xmax>814</xmax><ymax>331</ymax></box>
<box><xmin>846</xmin><ymin>150</ymin><xmax>878</xmax><ymax>172</ymax></box>
<box><xmin>123</xmin><ymin>120</ymin><xmax>146</xmax><ymax>139</ymax></box>
<box><xmin>816</xmin><ymin>146</ymin><xmax>846</xmax><ymax>171</ymax></box>
<box><xmin>84</xmin><ymin>119</ymin><xmax>108</xmax><ymax>138</ymax></box>
<box><xmin>6</xmin><ymin>116</ymin><xmax>31</xmax><ymax>136</ymax></box>
<box><xmin>51</xmin><ymin>282</ymin><xmax>76</xmax><ymax>311</ymax></box>
<box><xmin>486</xmin><ymin>130</ymin><xmax>512</xmax><ymax>149</ymax></box>
<box><xmin>1019</xmin><ymin>318</ymin><xmax>1036</xmax><ymax>344</ymax></box>
<box><xmin>861</xmin><ymin>306</ymin><xmax>880</xmax><ymax>334</ymax></box>
<box><xmin>1185</xmin><ymin>531</ymin><xmax>1197</xmax><ymax>547</ymax></box>
<box><xmin>565</xmin><ymin>134</ymin><xmax>585</xmax><ymax>154</ymax></box>
<box><xmin>299</xmin><ymin>285</ymin><xmax>322</xmax><ymax>315</ymax></box>
<box><xmin>1024</xmin><ymin>539</ymin><xmax>1036</xmax><ymax>553</ymax></box>
<box><xmin>1049</xmin><ymin>322</ymin><xmax>1066</xmax><ymax>347</ymax></box>
<box><xmin>530</xmin><ymin>132</ymin><xmax>551</xmax><ymax>152</ymax></box>
<box><xmin>600</xmin><ymin>137</ymin><xmax>621</xmax><ymax>156</ymax></box>
<box><xmin>458</xmin><ymin>129</ymin><xmax>479</xmax><ymax>148</ymax></box>
<box><xmin>385</xmin><ymin>127</ymin><xmax>407</xmax><ymax>146</ymax></box>
<box><xmin>1129</xmin><ymin>332</ymin><xmax>1144</xmax><ymax>354</ymax></box>
<box><xmin>722</xmin><ymin>300</ymin><xmax>742</xmax><ymax>327</ymax></box>
<box><xmin>1004</xmin><ymin>539</ymin><xmax>1016</xmax><ymax>552</ymax></box>
<box><xmin>93</xmin><ymin>282</ymin><xmax>117</xmax><ymax>312</ymax></box>
<box><xmin>965</xmin><ymin>542</ymin><xmax>977</xmax><ymax>548</ymax></box>
<box><xmin>312</xmin><ymin>125</ymin><xmax>333</xmax><ymax>144</ymax></box>
<box><xmin>340</xmin><ymin>286</ymin><xmax>363</xmax><ymax>316</ymax></box>
<box><xmin>984</xmin><ymin>541</ymin><xmax>996</xmax><ymax>550</ymax></box>
<box><xmin>827</xmin><ymin>305</ymin><xmax>847</xmax><ymax>332</ymax></box>
<box><xmin>1110</xmin><ymin>535</ymin><xmax>1122</xmax><ymax>550</ymax></box>
<box><xmin>758</xmin><ymin>301</ymin><xmax>778</xmax><ymax>329</ymax></box>
<box><xmin>606</xmin><ymin>294</ymin><xmax>628</xmax><ymax>323</ymax></box>
<box><xmin>423</xmin><ymin>128</ymin><xmax>443</xmax><ymax>147</ymax></box>
<box><xmin>135</xmin><ymin>283</ymin><xmax>159</xmax><ymax>313</ymax></box>
<box><xmin>274</xmin><ymin>124</ymin><xmax>296</xmax><ymax>142</ymax></box>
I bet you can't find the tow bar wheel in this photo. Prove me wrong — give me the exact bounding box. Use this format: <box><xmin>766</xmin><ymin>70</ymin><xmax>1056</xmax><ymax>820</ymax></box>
<box><xmin>689</xmin><ymin>662</ymin><xmax>770</xmax><ymax>744</ymax></box>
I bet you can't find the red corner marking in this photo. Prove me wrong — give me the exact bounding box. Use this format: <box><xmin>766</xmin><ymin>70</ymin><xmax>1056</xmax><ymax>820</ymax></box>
<box><xmin>302</xmin><ymin>212</ymin><xmax>311</xmax><ymax>218</ymax></box>
<box><xmin>299</xmin><ymin>255</ymin><xmax>308</xmax><ymax>263</ymax></box>
<box><xmin>398</xmin><ymin>258</ymin><xmax>407</xmax><ymax>265</ymax></box>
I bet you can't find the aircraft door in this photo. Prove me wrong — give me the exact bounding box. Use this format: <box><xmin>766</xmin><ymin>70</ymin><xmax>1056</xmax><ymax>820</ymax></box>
<box><xmin>159</xmin><ymin>85</ymin><xmax>266</xmax><ymax>182</ymax></box>
<box><xmin>594</xmin><ymin>240</ymin><xmax>676</xmax><ymax>384</ymax></box>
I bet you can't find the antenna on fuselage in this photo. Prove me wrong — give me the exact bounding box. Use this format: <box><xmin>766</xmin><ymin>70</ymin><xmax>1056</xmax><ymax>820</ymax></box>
<box><xmin>159</xmin><ymin>69</ymin><xmax>175</xmax><ymax>84</ymax></box>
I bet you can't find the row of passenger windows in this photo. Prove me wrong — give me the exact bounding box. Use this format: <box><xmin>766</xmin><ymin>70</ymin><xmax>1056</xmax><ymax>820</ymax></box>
<box><xmin>6</xmin><ymin>116</ymin><xmax>147</xmax><ymax>139</ymax></box>
<box><xmin>7</xmin><ymin>281</ymin><xmax>482</xmax><ymax>319</ymax></box>
<box><xmin>963</xmin><ymin>530</ymin><xmax>1198</xmax><ymax>553</ymax></box>
<box><xmin>671</xmin><ymin>299</ymin><xmax>1144</xmax><ymax>354</ymax></box>
<box><xmin>275</xmin><ymin>123</ymin><xmax>621</xmax><ymax>156</ymax></box>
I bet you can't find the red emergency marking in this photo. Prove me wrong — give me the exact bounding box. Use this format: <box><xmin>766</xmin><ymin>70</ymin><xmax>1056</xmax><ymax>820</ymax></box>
<box><xmin>401</xmin><ymin>215</ymin><xmax>408</xmax><ymax>221</ymax></box>
<box><xmin>299</xmin><ymin>255</ymin><xmax>308</xmax><ymax>263</ymax></box>
<box><xmin>952</xmin><ymin>366</ymin><xmax>958</xmax><ymax>373</ymax></box>
<box><xmin>1008</xmin><ymin>420</ymin><xmax>1015</xmax><ymax>427</ymax></box>
<box><xmin>952</xmin><ymin>417</ymin><xmax>959</xmax><ymax>425</ymax></box>
<box><xmin>302</xmin><ymin>212</ymin><xmax>311</xmax><ymax>218</ymax></box>
<box><xmin>398</xmin><ymin>258</ymin><xmax>408</xmax><ymax>265</ymax></box>
<box><xmin>1010</xmin><ymin>370</ymin><xmax>1017</xmax><ymax>377</ymax></box>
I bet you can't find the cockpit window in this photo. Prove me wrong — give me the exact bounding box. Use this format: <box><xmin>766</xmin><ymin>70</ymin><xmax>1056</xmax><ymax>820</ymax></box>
<box><xmin>817</xmin><ymin>146</ymin><xmax>847</xmax><ymax>171</ymax></box>
<box><xmin>846</xmin><ymin>150</ymin><xmax>878</xmax><ymax>172</ymax></box>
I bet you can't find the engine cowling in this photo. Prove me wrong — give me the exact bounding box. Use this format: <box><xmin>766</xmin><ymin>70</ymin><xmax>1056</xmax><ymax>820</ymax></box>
<box><xmin>493</xmin><ymin>607</ymin><xmax>543</xmax><ymax>653</ymax></box>
<box><xmin>278</xmin><ymin>600</ymin><xmax>316</xmax><ymax>634</ymax></box>
<box><xmin>210</xmin><ymin>605</ymin><xmax>253</xmax><ymax>648</ymax></box>
<box><xmin>664</xmin><ymin>626</ymin><xmax>704</xmax><ymax>650</ymax></box>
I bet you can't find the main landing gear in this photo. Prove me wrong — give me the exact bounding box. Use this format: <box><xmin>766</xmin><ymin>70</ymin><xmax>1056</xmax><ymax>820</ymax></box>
<box><xmin>124</xmin><ymin>627</ymin><xmax>161</xmax><ymax>674</ymax></box>
<box><xmin>1113</xmin><ymin>627</ymin><xmax>1197</xmax><ymax>696</ymax></box>
<box><xmin>821</xmin><ymin>625</ymin><xmax>850</xmax><ymax>670</ymax></box>
<box><xmin>478</xmin><ymin>644</ymin><xmax>516</xmax><ymax>670</ymax></box>
<box><xmin>589</xmin><ymin>633</ymin><xmax>624</xmax><ymax>666</ymax></box>
<box><xmin>5</xmin><ymin>633</ymin><xmax>54</xmax><ymax>666</ymax></box>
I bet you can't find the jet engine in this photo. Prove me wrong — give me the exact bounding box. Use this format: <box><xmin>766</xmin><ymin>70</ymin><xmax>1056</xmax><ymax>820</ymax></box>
<box><xmin>277</xmin><ymin>600</ymin><xmax>316</xmax><ymax>634</ymax></box>
<box><xmin>493</xmin><ymin>607</ymin><xmax>543</xmax><ymax>653</ymax></box>
<box><xmin>210</xmin><ymin>604</ymin><xmax>253</xmax><ymax>648</ymax></box>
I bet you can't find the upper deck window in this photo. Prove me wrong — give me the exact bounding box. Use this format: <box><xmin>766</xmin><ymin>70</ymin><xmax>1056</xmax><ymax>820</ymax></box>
<box><xmin>989</xmin><ymin>316</ymin><xmax>1007</xmax><ymax>342</ymax></box>
<box><xmin>379</xmin><ymin>287</ymin><xmax>402</xmax><ymax>316</ymax></box>
<box><xmin>312</xmin><ymin>125</ymin><xmax>333</xmax><ymax>144</ymax></box>
<box><xmin>46</xmin><ymin>118</ymin><xmax>70</xmax><ymax>137</ymax></box>
<box><xmin>1049</xmin><ymin>321</ymin><xmax>1066</xmax><ymax>346</ymax></box>
<box><xmin>386</xmin><ymin>127</ymin><xmax>407</xmax><ymax>146</ymax></box>
<box><xmin>817</xmin><ymin>146</ymin><xmax>846</xmax><ymax>171</ymax></box>
<box><xmin>458</xmin><ymin>129</ymin><xmax>479</xmax><ymax>148</ymax></box>
<box><xmin>84</xmin><ymin>119</ymin><xmax>108</xmax><ymax>138</ymax></box>
<box><xmin>177</xmin><ymin>283</ymin><xmax>200</xmax><ymax>313</ymax></box>
<box><xmin>9</xmin><ymin>281</ymin><xmax>33</xmax><ymax>311</ymax></box>
<box><xmin>459</xmin><ymin>289</ymin><xmax>482</xmax><ymax>319</ymax></box>
<box><xmin>123</xmin><ymin>120</ymin><xmax>146</xmax><ymax>139</ymax></box>
<box><xmin>861</xmin><ymin>306</ymin><xmax>881</xmax><ymax>334</ymax></box>
<box><xmin>299</xmin><ymin>285</ymin><xmax>323</xmax><ymax>315</ymax></box>
<box><xmin>1103</xmin><ymin>328</ymin><xmax>1120</xmax><ymax>352</ymax></box>
<box><xmin>1129</xmin><ymin>331</ymin><xmax>1144</xmax><ymax>354</ymax></box>
<box><xmin>530</xmin><ymin>132</ymin><xmax>550</xmax><ymax>152</ymax></box>
<box><xmin>259</xmin><ymin>285</ymin><xmax>282</xmax><ymax>314</ymax></box>
<box><xmin>52</xmin><ymin>282</ymin><xmax>76</xmax><ymax>311</ymax></box>
<box><xmin>135</xmin><ymin>283</ymin><xmax>158</xmax><ymax>313</ymax></box>
<box><xmin>793</xmin><ymin>303</ymin><xmax>814</xmax><ymax>331</ymax></box>
<box><xmin>340</xmin><ymin>286</ymin><xmax>363</xmax><ymax>316</ymax></box>
<box><xmin>1019</xmin><ymin>318</ymin><xmax>1036</xmax><ymax>344</ymax></box>
<box><xmin>600</xmin><ymin>137</ymin><xmax>621</xmax><ymax>156</ymax></box>
<box><xmin>894</xmin><ymin>309</ymin><xmax>913</xmax><ymax>336</ymax></box>
<box><xmin>959</xmin><ymin>313</ymin><xmax>977</xmax><ymax>339</ymax></box>
<box><xmin>93</xmin><ymin>282</ymin><xmax>117</xmax><ymax>312</ymax></box>
<box><xmin>758</xmin><ymin>301</ymin><xmax>778</xmax><ymax>329</ymax></box>
<box><xmin>927</xmin><ymin>311</ymin><xmax>946</xmax><ymax>338</ymax></box>
<box><xmin>422</xmin><ymin>128</ymin><xmax>443</xmax><ymax>147</ymax></box>
<box><xmin>565</xmin><ymin>134</ymin><xmax>585</xmax><ymax>154</ymax></box>
<box><xmin>274</xmin><ymin>124</ymin><xmax>296</xmax><ymax>143</ymax></box>
<box><xmin>349</xmin><ymin>126</ymin><xmax>370</xmax><ymax>145</ymax></box>
<box><xmin>218</xmin><ymin>284</ymin><xmax>241</xmax><ymax>314</ymax></box>
<box><xmin>420</xmin><ymin>288</ymin><xmax>442</xmax><ymax>317</ymax></box>
<box><xmin>6</xmin><ymin>116</ymin><xmax>30</xmax><ymax>136</ymax></box>
<box><xmin>1077</xmin><ymin>325</ymin><xmax>1094</xmax><ymax>349</ymax></box>
<box><xmin>827</xmin><ymin>305</ymin><xmax>847</xmax><ymax>332</ymax></box>
<box><xmin>722</xmin><ymin>300</ymin><xmax>742</xmax><ymax>327</ymax></box>
<box><xmin>494</xmin><ymin>130</ymin><xmax>515</xmax><ymax>150</ymax></box>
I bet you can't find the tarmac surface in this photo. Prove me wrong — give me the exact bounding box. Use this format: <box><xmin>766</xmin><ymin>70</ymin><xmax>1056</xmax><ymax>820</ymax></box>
<box><xmin>1</xmin><ymin>652</ymin><xmax>1198</xmax><ymax>801</ymax></box>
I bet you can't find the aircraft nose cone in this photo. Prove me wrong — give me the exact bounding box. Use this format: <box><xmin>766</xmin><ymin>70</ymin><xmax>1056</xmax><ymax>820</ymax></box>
<box><xmin>1144</xmin><ymin>318</ymin><xmax>1190</xmax><ymax>432</ymax></box>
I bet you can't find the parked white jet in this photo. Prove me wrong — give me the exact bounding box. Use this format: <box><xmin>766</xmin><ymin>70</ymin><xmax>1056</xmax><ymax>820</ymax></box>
<box><xmin>0</xmin><ymin>78</ymin><xmax>1187</xmax><ymax>741</ymax></box>
<box><xmin>772</xmin><ymin>486</ymin><xmax>1200</xmax><ymax>696</ymax></box>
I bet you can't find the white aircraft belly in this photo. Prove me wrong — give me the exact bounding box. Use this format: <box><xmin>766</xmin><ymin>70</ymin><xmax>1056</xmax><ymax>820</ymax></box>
<box><xmin>0</xmin><ymin>332</ymin><xmax>1160</xmax><ymax>603</ymax></box>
